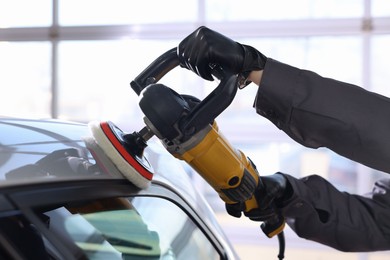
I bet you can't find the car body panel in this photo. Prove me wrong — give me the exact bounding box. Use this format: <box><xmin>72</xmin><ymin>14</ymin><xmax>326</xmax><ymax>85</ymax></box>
<box><xmin>0</xmin><ymin>118</ymin><xmax>239</xmax><ymax>259</ymax></box>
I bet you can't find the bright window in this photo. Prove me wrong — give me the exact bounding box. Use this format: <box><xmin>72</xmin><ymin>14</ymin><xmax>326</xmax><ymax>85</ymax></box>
<box><xmin>371</xmin><ymin>35</ymin><xmax>390</xmax><ymax>97</ymax></box>
<box><xmin>0</xmin><ymin>42</ymin><xmax>51</xmax><ymax>118</ymax></box>
<box><xmin>206</xmin><ymin>0</ymin><xmax>363</xmax><ymax>21</ymax></box>
<box><xmin>0</xmin><ymin>0</ymin><xmax>52</xmax><ymax>27</ymax></box>
<box><xmin>59</xmin><ymin>0</ymin><xmax>198</xmax><ymax>26</ymax></box>
<box><xmin>220</xmin><ymin>36</ymin><xmax>363</xmax><ymax>121</ymax></box>
<box><xmin>372</xmin><ymin>0</ymin><xmax>390</xmax><ymax>17</ymax></box>
<box><xmin>57</xmin><ymin>40</ymin><xmax>201</xmax><ymax>125</ymax></box>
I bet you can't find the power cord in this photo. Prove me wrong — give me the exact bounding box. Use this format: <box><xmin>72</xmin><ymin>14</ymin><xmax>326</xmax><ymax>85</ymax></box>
<box><xmin>277</xmin><ymin>231</ymin><xmax>286</xmax><ymax>260</ymax></box>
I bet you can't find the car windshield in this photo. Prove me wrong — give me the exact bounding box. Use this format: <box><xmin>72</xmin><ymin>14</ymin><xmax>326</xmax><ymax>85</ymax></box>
<box><xmin>0</xmin><ymin>119</ymin><xmax>126</xmax><ymax>184</ymax></box>
<box><xmin>45</xmin><ymin>196</ymin><xmax>220</xmax><ymax>259</ymax></box>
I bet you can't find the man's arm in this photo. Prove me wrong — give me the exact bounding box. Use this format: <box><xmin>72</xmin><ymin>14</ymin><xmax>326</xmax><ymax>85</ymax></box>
<box><xmin>279</xmin><ymin>174</ymin><xmax>390</xmax><ymax>251</ymax></box>
<box><xmin>250</xmin><ymin>59</ymin><xmax>390</xmax><ymax>173</ymax></box>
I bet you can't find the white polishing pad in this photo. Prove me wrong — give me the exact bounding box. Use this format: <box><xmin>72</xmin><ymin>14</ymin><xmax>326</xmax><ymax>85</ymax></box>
<box><xmin>88</xmin><ymin>121</ymin><xmax>153</xmax><ymax>189</ymax></box>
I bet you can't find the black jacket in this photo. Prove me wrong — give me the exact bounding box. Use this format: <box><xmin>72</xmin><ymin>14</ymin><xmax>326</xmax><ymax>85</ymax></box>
<box><xmin>254</xmin><ymin>59</ymin><xmax>390</xmax><ymax>251</ymax></box>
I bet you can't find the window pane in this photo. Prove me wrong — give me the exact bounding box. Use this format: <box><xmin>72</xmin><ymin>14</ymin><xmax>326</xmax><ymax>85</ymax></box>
<box><xmin>238</xmin><ymin>143</ymin><xmax>359</xmax><ymax>193</ymax></box>
<box><xmin>217</xmin><ymin>36</ymin><xmax>362</xmax><ymax>143</ymax></box>
<box><xmin>206</xmin><ymin>0</ymin><xmax>363</xmax><ymax>21</ymax></box>
<box><xmin>59</xmin><ymin>0</ymin><xmax>198</xmax><ymax>26</ymax></box>
<box><xmin>372</xmin><ymin>0</ymin><xmax>390</xmax><ymax>17</ymax></box>
<box><xmin>58</xmin><ymin>40</ymin><xmax>203</xmax><ymax>127</ymax></box>
<box><xmin>0</xmin><ymin>121</ymin><xmax>91</xmax><ymax>180</ymax></box>
<box><xmin>371</xmin><ymin>35</ymin><xmax>390</xmax><ymax>97</ymax></box>
<box><xmin>0</xmin><ymin>0</ymin><xmax>51</xmax><ymax>27</ymax></box>
<box><xmin>0</xmin><ymin>42</ymin><xmax>51</xmax><ymax>118</ymax></box>
<box><xmin>49</xmin><ymin>197</ymin><xmax>220</xmax><ymax>259</ymax></box>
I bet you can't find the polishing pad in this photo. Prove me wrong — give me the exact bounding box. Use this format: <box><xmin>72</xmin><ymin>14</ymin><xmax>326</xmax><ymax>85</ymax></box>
<box><xmin>88</xmin><ymin>121</ymin><xmax>153</xmax><ymax>189</ymax></box>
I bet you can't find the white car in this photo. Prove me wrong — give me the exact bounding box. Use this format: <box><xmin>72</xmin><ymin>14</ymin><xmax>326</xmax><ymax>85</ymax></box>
<box><xmin>0</xmin><ymin>117</ymin><xmax>239</xmax><ymax>260</ymax></box>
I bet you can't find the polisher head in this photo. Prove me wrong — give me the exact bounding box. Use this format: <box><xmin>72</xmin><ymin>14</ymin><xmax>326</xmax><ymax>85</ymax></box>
<box><xmin>88</xmin><ymin>121</ymin><xmax>153</xmax><ymax>189</ymax></box>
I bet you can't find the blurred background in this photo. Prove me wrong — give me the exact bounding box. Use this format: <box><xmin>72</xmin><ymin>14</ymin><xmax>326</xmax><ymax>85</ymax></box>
<box><xmin>0</xmin><ymin>0</ymin><xmax>389</xmax><ymax>259</ymax></box>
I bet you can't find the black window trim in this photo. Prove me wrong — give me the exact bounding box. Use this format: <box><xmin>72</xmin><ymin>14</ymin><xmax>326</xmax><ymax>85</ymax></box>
<box><xmin>1</xmin><ymin>178</ymin><xmax>230</xmax><ymax>259</ymax></box>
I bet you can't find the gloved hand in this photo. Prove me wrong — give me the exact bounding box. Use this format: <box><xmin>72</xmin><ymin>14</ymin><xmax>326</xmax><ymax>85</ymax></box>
<box><xmin>178</xmin><ymin>26</ymin><xmax>267</xmax><ymax>83</ymax></box>
<box><xmin>226</xmin><ymin>173</ymin><xmax>292</xmax><ymax>221</ymax></box>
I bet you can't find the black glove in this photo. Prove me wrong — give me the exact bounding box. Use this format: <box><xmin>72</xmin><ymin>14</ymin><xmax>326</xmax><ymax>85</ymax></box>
<box><xmin>178</xmin><ymin>26</ymin><xmax>267</xmax><ymax>82</ymax></box>
<box><xmin>226</xmin><ymin>173</ymin><xmax>292</xmax><ymax>221</ymax></box>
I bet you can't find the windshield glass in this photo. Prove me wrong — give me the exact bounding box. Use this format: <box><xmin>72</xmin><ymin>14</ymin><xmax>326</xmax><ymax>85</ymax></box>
<box><xmin>0</xmin><ymin>119</ymin><xmax>126</xmax><ymax>183</ymax></box>
<box><xmin>46</xmin><ymin>196</ymin><xmax>220</xmax><ymax>259</ymax></box>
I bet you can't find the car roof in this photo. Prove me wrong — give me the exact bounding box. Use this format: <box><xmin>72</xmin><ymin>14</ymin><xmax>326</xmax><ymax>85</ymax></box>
<box><xmin>0</xmin><ymin>117</ymin><xmax>94</xmax><ymax>182</ymax></box>
<box><xmin>0</xmin><ymin>118</ymin><xmax>193</xmax><ymax>193</ymax></box>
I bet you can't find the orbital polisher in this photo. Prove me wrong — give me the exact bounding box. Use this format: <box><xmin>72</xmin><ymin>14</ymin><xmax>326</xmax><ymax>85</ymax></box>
<box><xmin>88</xmin><ymin>48</ymin><xmax>286</xmax><ymax>259</ymax></box>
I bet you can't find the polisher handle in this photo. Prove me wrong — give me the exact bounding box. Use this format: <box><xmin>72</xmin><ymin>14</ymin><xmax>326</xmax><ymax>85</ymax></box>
<box><xmin>130</xmin><ymin>47</ymin><xmax>179</xmax><ymax>95</ymax></box>
<box><xmin>180</xmin><ymin>65</ymin><xmax>239</xmax><ymax>137</ymax></box>
<box><xmin>130</xmin><ymin>47</ymin><xmax>241</xmax><ymax>137</ymax></box>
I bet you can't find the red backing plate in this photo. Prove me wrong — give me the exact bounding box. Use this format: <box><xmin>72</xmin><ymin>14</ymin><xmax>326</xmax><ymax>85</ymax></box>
<box><xmin>100</xmin><ymin>121</ymin><xmax>153</xmax><ymax>181</ymax></box>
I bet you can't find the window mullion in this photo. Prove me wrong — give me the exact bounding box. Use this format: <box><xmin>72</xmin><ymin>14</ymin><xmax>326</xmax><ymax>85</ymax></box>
<box><xmin>50</xmin><ymin>0</ymin><xmax>59</xmax><ymax>118</ymax></box>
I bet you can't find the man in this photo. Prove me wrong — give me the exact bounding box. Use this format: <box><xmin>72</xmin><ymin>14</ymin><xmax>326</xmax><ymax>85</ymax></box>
<box><xmin>177</xmin><ymin>26</ymin><xmax>390</xmax><ymax>251</ymax></box>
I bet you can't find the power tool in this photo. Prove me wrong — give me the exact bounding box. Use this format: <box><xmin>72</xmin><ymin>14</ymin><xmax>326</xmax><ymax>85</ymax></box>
<box><xmin>89</xmin><ymin>47</ymin><xmax>286</xmax><ymax>259</ymax></box>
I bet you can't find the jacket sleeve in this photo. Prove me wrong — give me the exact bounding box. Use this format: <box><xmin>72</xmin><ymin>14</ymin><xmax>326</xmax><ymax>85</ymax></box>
<box><xmin>280</xmin><ymin>174</ymin><xmax>390</xmax><ymax>252</ymax></box>
<box><xmin>254</xmin><ymin>59</ymin><xmax>390</xmax><ymax>173</ymax></box>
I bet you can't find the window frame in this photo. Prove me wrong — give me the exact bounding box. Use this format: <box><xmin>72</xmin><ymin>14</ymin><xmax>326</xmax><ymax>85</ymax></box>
<box><xmin>2</xmin><ymin>179</ymin><xmax>232</xmax><ymax>259</ymax></box>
